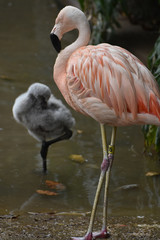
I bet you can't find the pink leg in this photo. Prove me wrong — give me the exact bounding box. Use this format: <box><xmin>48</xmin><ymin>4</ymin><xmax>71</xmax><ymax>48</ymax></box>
<box><xmin>93</xmin><ymin>229</ymin><xmax>110</xmax><ymax>239</ymax></box>
<box><xmin>71</xmin><ymin>158</ymin><xmax>109</xmax><ymax>240</ymax></box>
<box><xmin>71</xmin><ymin>232</ymin><xmax>93</xmax><ymax>240</ymax></box>
<box><xmin>93</xmin><ymin>127</ymin><xmax>116</xmax><ymax>239</ymax></box>
<box><xmin>71</xmin><ymin>125</ymin><xmax>114</xmax><ymax>240</ymax></box>
<box><xmin>92</xmin><ymin>154</ymin><xmax>112</xmax><ymax>239</ymax></box>
<box><xmin>71</xmin><ymin>230</ymin><xmax>110</xmax><ymax>240</ymax></box>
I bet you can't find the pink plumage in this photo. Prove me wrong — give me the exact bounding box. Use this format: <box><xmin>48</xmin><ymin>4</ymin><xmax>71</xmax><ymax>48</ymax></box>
<box><xmin>50</xmin><ymin>5</ymin><xmax>160</xmax><ymax>240</ymax></box>
<box><xmin>51</xmin><ymin>6</ymin><xmax>160</xmax><ymax>127</ymax></box>
<box><xmin>66</xmin><ymin>43</ymin><xmax>160</xmax><ymax>125</ymax></box>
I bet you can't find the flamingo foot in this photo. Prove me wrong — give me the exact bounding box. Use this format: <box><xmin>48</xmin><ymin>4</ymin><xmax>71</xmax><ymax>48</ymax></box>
<box><xmin>71</xmin><ymin>232</ymin><xmax>93</xmax><ymax>240</ymax></box>
<box><xmin>71</xmin><ymin>230</ymin><xmax>110</xmax><ymax>240</ymax></box>
<box><xmin>93</xmin><ymin>229</ymin><xmax>110</xmax><ymax>239</ymax></box>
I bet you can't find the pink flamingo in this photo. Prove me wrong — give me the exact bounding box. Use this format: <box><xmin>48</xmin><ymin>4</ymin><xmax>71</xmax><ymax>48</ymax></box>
<box><xmin>50</xmin><ymin>6</ymin><xmax>160</xmax><ymax>240</ymax></box>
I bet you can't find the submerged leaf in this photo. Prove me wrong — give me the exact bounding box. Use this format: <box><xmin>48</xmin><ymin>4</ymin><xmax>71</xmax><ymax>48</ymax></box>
<box><xmin>0</xmin><ymin>75</ymin><xmax>13</xmax><ymax>81</ymax></box>
<box><xmin>36</xmin><ymin>190</ymin><xmax>58</xmax><ymax>196</ymax></box>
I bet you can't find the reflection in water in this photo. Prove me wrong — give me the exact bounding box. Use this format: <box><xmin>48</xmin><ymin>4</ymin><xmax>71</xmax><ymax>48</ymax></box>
<box><xmin>0</xmin><ymin>0</ymin><xmax>160</xmax><ymax>217</ymax></box>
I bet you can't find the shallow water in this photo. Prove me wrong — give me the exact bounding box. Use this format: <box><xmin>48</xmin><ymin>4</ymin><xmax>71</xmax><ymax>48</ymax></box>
<box><xmin>0</xmin><ymin>0</ymin><xmax>160</xmax><ymax>218</ymax></box>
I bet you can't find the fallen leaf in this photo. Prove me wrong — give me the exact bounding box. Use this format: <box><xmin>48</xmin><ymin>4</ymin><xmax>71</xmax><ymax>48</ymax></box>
<box><xmin>145</xmin><ymin>171</ymin><xmax>160</xmax><ymax>177</ymax></box>
<box><xmin>77</xmin><ymin>129</ymin><xmax>83</xmax><ymax>134</ymax></box>
<box><xmin>0</xmin><ymin>75</ymin><xmax>12</xmax><ymax>81</ymax></box>
<box><xmin>45</xmin><ymin>180</ymin><xmax>66</xmax><ymax>190</ymax></box>
<box><xmin>69</xmin><ymin>154</ymin><xmax>85</xmax><ymax>163</ymax></box>
<box><xmin>36</xmin><ymin>190</ymin><xmax>58</xmax><ymax>196</ymax></box>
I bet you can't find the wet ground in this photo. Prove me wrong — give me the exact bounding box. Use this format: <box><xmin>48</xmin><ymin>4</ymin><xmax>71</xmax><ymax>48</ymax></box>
<box><xmin>0</xmin><ymin>212</ymin><xmax>160</xmax><ymax>240</ymax></box>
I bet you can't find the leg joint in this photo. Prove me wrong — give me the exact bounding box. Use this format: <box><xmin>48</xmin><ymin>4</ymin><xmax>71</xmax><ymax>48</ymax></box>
<box><xmin>101</xmin><ymin>158</ymin><xmax>110</xmax><ymax>172</ymax></box>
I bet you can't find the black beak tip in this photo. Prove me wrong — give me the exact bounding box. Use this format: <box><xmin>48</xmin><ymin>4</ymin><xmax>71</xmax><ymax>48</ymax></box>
<box><xmin>50</xmin><ymin>33</ymin><xmax>61</xmax><ymax>53</ymax></box>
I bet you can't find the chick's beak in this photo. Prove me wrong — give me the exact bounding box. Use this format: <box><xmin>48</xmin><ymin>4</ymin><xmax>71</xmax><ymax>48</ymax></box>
<box><xmin>50</xmin><ymin>33</ymin><xmax>61</xmax><ymax>53</ymax></box>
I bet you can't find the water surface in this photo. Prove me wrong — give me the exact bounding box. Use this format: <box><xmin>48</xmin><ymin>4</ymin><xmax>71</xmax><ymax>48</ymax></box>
<box><xmin>0</xmin><ymin>0</ymin><xmax>160</xmax><ymax>218</ymax></box>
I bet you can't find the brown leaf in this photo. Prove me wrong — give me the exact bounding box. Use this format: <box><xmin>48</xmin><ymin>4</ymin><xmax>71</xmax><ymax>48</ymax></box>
<box><xmin>45</xmin><ymin>180</ymin><xmax>66</xmax><ymax>190</ymax></box>
<box><xmin>145</xmin><ymin>172</ymin><xmax>160</xmax><ymax>177</ymax></box>
<box><xmin>77</xmin><ymin>129</ymin><xmax>83</xmax><ymax>134</ymax></box>
<box><xmin>69</xmin><ymin>154</ymin><xmax>85</xmax><ymax>163</ymax></box>
<box><xmin>36</xmin><ymin>190</ymin><xmax>58</xmax><ymax>196</ymax></box>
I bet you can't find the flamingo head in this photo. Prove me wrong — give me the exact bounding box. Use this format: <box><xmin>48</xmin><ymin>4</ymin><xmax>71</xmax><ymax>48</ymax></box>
<box><xmin>50</xmin><ymin>6</ymin><xmax>87</xmax><ymax>53</ymax></box>
<box><xmin>28</xmin><ymin>83</ymin><xmax>51</xmax><ymax>102</ymax></box>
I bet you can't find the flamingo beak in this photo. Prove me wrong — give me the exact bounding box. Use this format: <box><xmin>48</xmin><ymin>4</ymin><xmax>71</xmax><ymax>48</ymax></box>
<box><xmin>50</xmin><ymin>33</ymin><xmax>61</xmax><ymax>53</ymax></box>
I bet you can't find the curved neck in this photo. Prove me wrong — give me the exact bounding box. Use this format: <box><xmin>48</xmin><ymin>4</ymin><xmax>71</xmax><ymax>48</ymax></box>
<box><xmin>64</xmin><ymin>20</ymin><xmax>91</xmax><ymax>57</ymax></box>
<box><xmin>53</xmin><ymin>20</ymin><xmax>91</xmax><ymax>103</ymax></box>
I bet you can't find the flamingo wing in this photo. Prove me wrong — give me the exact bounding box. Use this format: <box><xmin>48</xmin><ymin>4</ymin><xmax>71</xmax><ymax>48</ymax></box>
<box><xmin>66</xmin><ymin>43</ymin><xmax>160</xmax><ymax>125</ymax></box>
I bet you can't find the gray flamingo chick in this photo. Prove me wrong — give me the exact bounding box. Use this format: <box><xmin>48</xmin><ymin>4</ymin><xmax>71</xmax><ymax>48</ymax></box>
<box><xmin>12</xmin><ymin>83</ymin><xmax>75</xmax><ymax>172</ymax></box>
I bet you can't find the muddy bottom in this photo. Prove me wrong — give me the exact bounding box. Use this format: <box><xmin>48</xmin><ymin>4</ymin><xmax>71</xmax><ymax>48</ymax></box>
<box><xmin>0</xmin><ymin>212</ymin><xmax>160</xmax><ymax>240</ymax></box>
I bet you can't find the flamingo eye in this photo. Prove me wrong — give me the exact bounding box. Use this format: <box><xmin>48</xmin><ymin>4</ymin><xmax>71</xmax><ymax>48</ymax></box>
<box><xmin>56</xmin><ymin>15</ymin><xmax>62</xmax><ymax>24</ymax></box>
<box><xmin>53</xmin><ymin>26</ymin><xmax>56</xmax><ymax>32</ymax></box>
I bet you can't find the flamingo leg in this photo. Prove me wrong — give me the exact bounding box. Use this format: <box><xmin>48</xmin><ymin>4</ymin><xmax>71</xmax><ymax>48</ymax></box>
<box><xmin>40</xmin><ymin>140</ymin><xmax>48</xmax><ymax>173</ymax></box>
<box><xmin>93</xmin><ymin>126</ymin><xmax>117</xmax><ymax>239</ymax></box>
<box><xmin>40</xmin><ymin>129</ymin><xmax>73</xmax><ymax>173</ymax></box>
<box><xmin>71</xmin><ymin>124</ymin><xmax>109</xmax><ymax>240</ymax></box>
